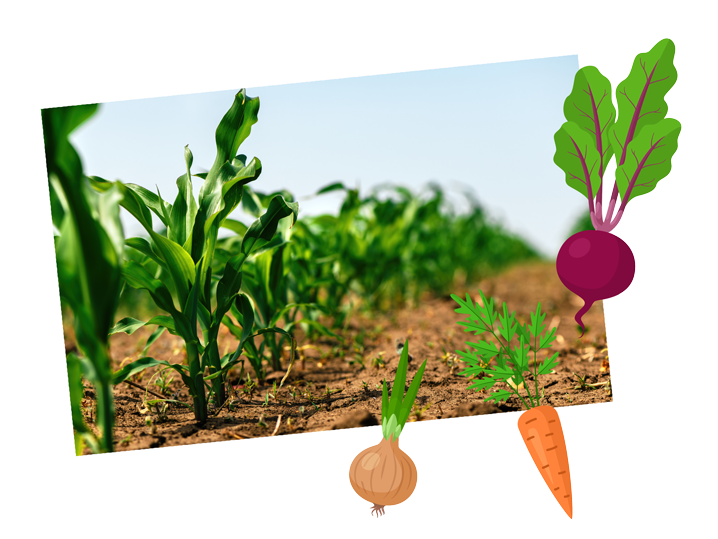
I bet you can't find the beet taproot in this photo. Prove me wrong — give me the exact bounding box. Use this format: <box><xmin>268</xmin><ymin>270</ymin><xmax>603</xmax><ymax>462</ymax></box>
<box><xmin>556</xmin><ymin>230</ymin><xmax>635</xmax><ymax>335</ymax></box>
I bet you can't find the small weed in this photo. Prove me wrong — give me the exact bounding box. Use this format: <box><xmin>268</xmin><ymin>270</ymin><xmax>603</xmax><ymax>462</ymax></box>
<box><xmin>119</xmin><ymin>434</ymin><xmax>132</xmax><ymax>446</ymax></box>
<box><xmin>145</xmin><ymin>417</ymin><xmax>157</xmax><ymax>435</ymax></box>
<box><xmin>426</xmin><ymin>341</ymin><xmax>434</xmax><ymax>349</ymax></box>
<box><xmin>139</xmin><ymin>399</ymin><xmax>170</xmax><ymax>423</ymax></box>
<box><xmin>325</xmin><ymin>386</ymin><xmax>342</xmax><ymax>397</ymax></box>
<box><xmin>257</xmin><ymin>414</ymin><xmax>268</xmax><ymax>428</ymax></box>
<box><xmin>573</xmin><ymin>373</ymin><xmax>589</xmax><ymax>390</ymax></box>
<box><xmin>153</xmin><ymin>368</ymin><xmax>175</xmax><ymax>396</ymax></box>
<box><xmin>371</xmin><ymin>351</ymin><xmax>386</xmax><ymax>369</ymax></box>
<box><xmin>573</xmin><ymin>372</ymin><xmax>610</xmax><ymax>391</ymax></box>
<box><xmin>441</xmin><ymin>347</ymin><xmax>461</xmax><ymax>375</ymax></box>
<box><xmin>349</xmin><ymin>354</ymin><xmax>365</xmax><ymax>370</ymax></box>
<box><xmin>368</xmin><ymin>325</ymin><xmax>384</xmax><ymax>339</ymax></box>
<box><xmin>361</xmin><ymin>381</ymin><xmax>369</xmax><ymax>393</ymax></box>
<box><xmin>411</xmin><ymin>402</ymin><xmax>432</xmax><ymax>421</ymax></box>
<box><xmin>243</xmin><ymin>374</ymin><xmax>257</xmax><ymax>399</ymax></box>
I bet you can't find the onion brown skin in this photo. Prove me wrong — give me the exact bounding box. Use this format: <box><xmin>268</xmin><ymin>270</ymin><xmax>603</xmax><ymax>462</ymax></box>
<box><xmin>349</xmin><ymin>435</ymin><xmax>417</xmax><ymax>508</ymax></box>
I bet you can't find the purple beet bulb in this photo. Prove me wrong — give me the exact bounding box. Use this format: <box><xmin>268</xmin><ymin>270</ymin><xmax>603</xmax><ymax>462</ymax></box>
<box><xmin>556</xmin><ymin>231</ymin><xmax>635</xmax><ymax>336</ymax></box>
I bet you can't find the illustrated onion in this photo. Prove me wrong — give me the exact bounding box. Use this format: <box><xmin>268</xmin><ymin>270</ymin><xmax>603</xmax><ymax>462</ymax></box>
<box><xmin>348</xmin><ymin>340</ymin><xmax>426</xmax><ymax>517</ymax></box>
<box><xmin>349</xmin><ymin>431</ymin><xmax>417</xmax><ymax>516</ymax></box>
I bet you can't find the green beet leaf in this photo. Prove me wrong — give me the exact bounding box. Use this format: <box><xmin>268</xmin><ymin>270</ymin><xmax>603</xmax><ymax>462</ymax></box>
<box><xmin>611</xmin><ymin>39</ymin><xmax>678</xmax><ymax>167</ymax></box>
<box><xmin>612</xmin><ymin>118</ymin><xmax>681</xmax><ymax>203</ymax></box>
<box><xmin>563</xmin><ymin>66</ymin><xmax>616</xmax><ymax>176</ymax></box>
<box><xmin>553</xmin><ymin>121</ymin><xmax>602</xmax><ymax>200</ymax></box>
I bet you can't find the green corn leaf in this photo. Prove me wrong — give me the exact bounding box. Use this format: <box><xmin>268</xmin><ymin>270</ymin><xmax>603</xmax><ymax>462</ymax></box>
<box><xmin>108</xmin><ymin>182</ymin><xmax>196</xmax><ymax>307</ymax></box>
<box><xmin>111</xmin><ymin>357</ymin><xmax>194</xmax><ymax>392</ymax></box>
<box><xmin>67</xmin><ymin>352</ymin><xmax>99</xmax><ymax>455</ymax></box>
<box><xmin>141</xmin><ymin>325</ymin><xmax>166</xmax><ymax>357</ymax></box>
<box><xmin>315</xmin><ymin>181</ymin><xmax>348</xmax><ymax>195</ymax></box>
<box><xmin>148</xmin><ymin>232</ymin><xmax>196</xmax><ymax>308</ymax></box>
<box><xmin>268</xmin><ymin>302</ymin><xmax>328</xmax><ymax>328</ymax></box>
<box><xmin>169</xmin><ymin>146</ymin><xmax>198</xmax><ymax>249</ymax></box>
<box><xmin>214</xmin><ymin>195</ymin><xmax>298</xmax><ymax>321</ymax></box>
<box><xmin>563</xmin><ymin>65</ymin><xmax>616</xmax><ymax>177</ymax></box>
<box><xmin>121</xmin><ymin>260</ymin><xmax>177</xmax><ymax>313</ymax></box>
<box><xmin>612</xmin><ymin>118</ymin><xmax>681</xmax><ymax>204</ymax></box>
<box><xmin>124</xmin><ymin>182</ymin><xmax>172</xmax><ymax>228</ymax></box>
<box><xmin>284</xmin><ymin>319</ymin><xmax>343</xmax><ymax>341</ymax></box>
<box><xmin>612</xmin><ymin>39</ymin><xmax>678</xmax><ymax>167</ymax></box>
<box><xmin>239</xmin><ymin>195</ymin><xmax>299</xmax><ymax>258</ymax></box>
<box><xmin>210</xmin><ymin>90</ymin><xmax>260</xmax><ymax>175</ymax></box>
<box><xmin>235</xmin><ymin>293</ymin><xmax>256</xmax><ymax>349</ymax></box>
<box><xmin>184</xmin><ymin>260</ymin><xmax>204</xmax><ymax>347</ymax></box>
<box><xmin>125</xmin><ymin>237</ymin><xmax>163</xmax><ymax>268</ymax></box>
<box><xmin>553</xmin><ymin>121</ymin><xmax>602</xmax><ymax>200</ymax></box>
<box><xmin>221</xmin><ymin>217</ymin><xmax>249</xmax><ymax>236</ymax></box>
<box><xmin>108</xmin><ymin>317</ymin><xmax>146</xmax><ymax>335</ymax></box>
<box><xmin>221</xmin><ymin>314</ymin><xmax>244</xmax><ymax>340</ymax></box>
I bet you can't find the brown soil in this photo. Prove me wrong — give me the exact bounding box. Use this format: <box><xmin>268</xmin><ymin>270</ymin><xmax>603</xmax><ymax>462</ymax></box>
<box><xmin>70</xmin><ymin>261</ymin><xmax>612</xmax><ymax>454</ymax></box>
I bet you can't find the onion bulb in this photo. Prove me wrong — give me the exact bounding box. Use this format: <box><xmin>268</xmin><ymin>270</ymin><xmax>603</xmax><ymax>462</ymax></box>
<box><xmin>349</xmin><ymin>434</ymin><xmax>417</xmax><ymax>517</ymax></box>
<box><xmin>348</xmin><ymin>340</ymin><xmax>427</xmax><ymax>517</ymax></box>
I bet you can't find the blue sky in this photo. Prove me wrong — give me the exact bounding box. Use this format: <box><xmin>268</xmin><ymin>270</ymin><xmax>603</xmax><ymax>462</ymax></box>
<box><xmin>70</xmin><ymin>55</ymin><xmax>582</xmax><ymax>257</ymax></box>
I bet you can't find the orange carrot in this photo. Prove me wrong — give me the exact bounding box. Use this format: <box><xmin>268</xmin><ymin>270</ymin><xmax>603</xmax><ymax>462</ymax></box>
<box><xmin>518</xmin><ymin>406</ymin><xmax>572</xmax><ymax>518</ymax></box>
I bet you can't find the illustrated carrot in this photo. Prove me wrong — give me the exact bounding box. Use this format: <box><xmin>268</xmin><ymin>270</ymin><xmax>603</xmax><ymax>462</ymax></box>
<box><xmin>453</xmin><ymin>292</ymin><xmax>574</xmax><ymax>518</ymax></box>
<box><xmin>518</xmin><ymin>406</ymin><xmax>572</xmax><ymax>518</ymax></box>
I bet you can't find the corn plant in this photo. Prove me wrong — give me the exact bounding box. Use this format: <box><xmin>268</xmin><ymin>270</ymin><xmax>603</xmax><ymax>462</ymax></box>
<box><xmin>92</xmin><ymin>90</ymin><xmax>298</xmax><ymax>424</ymax></box>
<box><xmin>43</xmin><ymin>103</ymin><xmax>124</xmax><ymax>454</ymax></box>
<box><xmin>295</xmin><ymin>182</ymin><xmax>540</xmax><ymax>313</ymax></box>
<box><xmin>216</xmin><ymin>187</ymin><xmax>340</xmax><ymax>379</ymax></box>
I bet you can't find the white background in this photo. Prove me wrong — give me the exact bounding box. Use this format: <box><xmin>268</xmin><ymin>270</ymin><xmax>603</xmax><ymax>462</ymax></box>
<box><xmin>1</xmin><ymin>1</ymin><xmax>715</xmax><ymax>537</ymax></box>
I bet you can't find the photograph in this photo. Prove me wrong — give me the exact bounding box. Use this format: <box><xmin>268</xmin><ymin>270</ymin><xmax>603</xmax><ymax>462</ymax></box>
<box><xmin>47</xmin><ymin>56</ymin><xmax>613</xmax><ymax>454</ymax></box>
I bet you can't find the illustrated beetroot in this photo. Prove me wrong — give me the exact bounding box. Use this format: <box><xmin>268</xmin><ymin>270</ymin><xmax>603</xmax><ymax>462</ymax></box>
<box><xmin>556</xmin><ymin>231</ymin><xmax>634</xmax><ymax>336</ymax></box>
<box><xmin>552</xmin><ymin>40</ymin><xmax>681</xmax><ymax>334</ymax></box>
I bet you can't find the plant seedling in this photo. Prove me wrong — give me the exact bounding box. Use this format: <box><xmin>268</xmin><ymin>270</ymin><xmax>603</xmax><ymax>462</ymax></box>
<box><xmin>411</xmin><ymin>402</ymin><xmax>431</xmax><ymax>421</ymax></box>
<box><xmin>371</xmin><ymin>352</ymin><xmax>386</xmax><ymax>369</ymax></box>
<box><xmin>349</xmin><ymin>354</ymin><xmax>365</xmax><ymax>370</ymax></box>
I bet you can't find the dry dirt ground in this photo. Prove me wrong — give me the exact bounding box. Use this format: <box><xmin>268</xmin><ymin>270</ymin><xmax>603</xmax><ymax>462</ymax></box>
<box><xmin>71</xmin><ymin>261</ymin><xmax>613</xmax><ymax>454</ymax></box>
